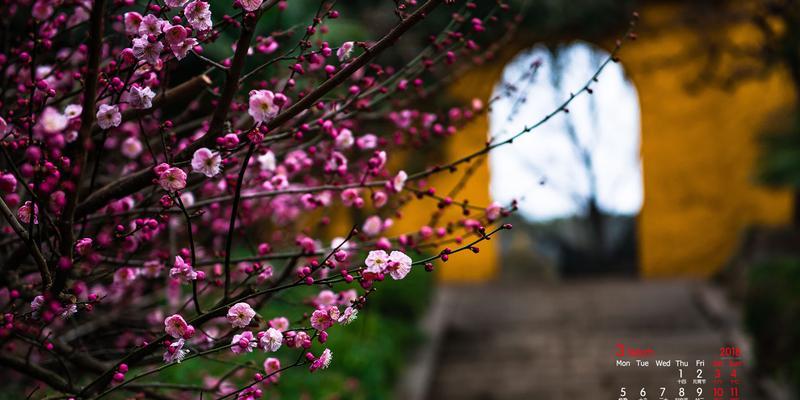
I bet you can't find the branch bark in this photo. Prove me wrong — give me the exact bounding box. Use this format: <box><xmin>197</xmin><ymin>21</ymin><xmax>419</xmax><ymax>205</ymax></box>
<box><xmin>59</xmin><ymin>0</ymin><xmax>106</xmax><ymax>259</ymax></box>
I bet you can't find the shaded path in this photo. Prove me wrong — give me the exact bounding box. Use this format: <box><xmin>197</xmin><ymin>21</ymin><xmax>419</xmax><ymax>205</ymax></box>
<box><xmin>426</xmin><ymin>279</ymin><xmax>756</xmax><ymax>399</ymax></box>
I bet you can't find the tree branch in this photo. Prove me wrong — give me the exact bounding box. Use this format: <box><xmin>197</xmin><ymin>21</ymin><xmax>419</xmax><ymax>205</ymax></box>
<box><xmin>0</xmin><ymin>194</ymin><xmax>51</xmax><ymax>290</ymax></box>
<box><xmin>74</xmin><ymin>0</ymin><xmax>444</xmax><ymax>219</ymax></box>
<box><xmin>59</xmin><ymin>0</ymin><xmax>106</xmax><ymax>260</ymax></box>
<box><xmin>0</xmin><ymin>353</ymin><xmax>74</xmax><ymax>394</ymax></box>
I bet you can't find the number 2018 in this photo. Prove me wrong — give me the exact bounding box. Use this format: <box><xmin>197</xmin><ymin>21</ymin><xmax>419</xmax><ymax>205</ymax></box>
<box><xmin>720</xmin><ymin>346</ymin><xmax>741</xmax><ymax>357</ymax></box>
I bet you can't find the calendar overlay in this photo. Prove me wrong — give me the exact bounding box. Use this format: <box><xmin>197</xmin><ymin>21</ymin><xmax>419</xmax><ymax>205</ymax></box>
<box><xmin>614</xmin><ymin>343</ymin><xmax>744</xmax><ymax>400</ymax></box>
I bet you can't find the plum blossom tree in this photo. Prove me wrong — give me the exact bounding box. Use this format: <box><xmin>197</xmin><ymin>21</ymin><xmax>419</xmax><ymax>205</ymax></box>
<box><xmin>0</xmin><ymin>0</ymin><xmax>635</xmax><ymax>398</ymax></box>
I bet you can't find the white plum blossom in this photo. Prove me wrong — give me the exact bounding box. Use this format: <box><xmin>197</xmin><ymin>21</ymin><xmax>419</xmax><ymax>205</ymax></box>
<box><xmin>191</xmin><ymin>148</ymin><xmax>222</xmax><ymax>177</ymax></box>
<box><xmin>338</xmin><ymin>306</ymin><xmax>358</xmax><ymax>325</ymax></box>
<box><xmin>40</xmin><ymin>107</ymin><xmax>68</xmax><ymax>133</ymax></box>
<box><xmin>335</xmin><ymin>128</ymin><xmax>354</xmax><ymax>149</ymax></box>
<box><xmin>64</xmin><ymin>104</ymin><xmax>82</xmax><ymax>118</ymax></box>
<box><xmin>391</xmin><ymin>170</ymin><xmax>407</xmax><ymax>192</ymax></box>
<box><xmin>163</xmin><ymin>339</ymin><xmax>190</xmax><ymax>363</ymax></box>
<box><xmin>257</xmin><ymin>150</ymin><xmax>276</xmax><ymax>171</ymax></box>
<box><xmin>96</xmin><ymin>104</ymin><xmax>121</xmax><ymax>129</ymax></box>
<box><xmin>60</xmin><ymin>304</ymin><xmax>78</xmax><ymax>319</ymax></box>
<box><xmin>337</xmin><ymin>41</ymin><xmax>354</xmax><ymax>61</ymax></box>
<box><xmin>138</xmin><ymin>14</ymin><xmax>165</xmax><ymax>36</ymax></box>
<box><xmin>258</xmin><ymin>328</ymin><xmax>283</xmax><ymax>352</ymax></box>
<box><xmin>171</xmin><ymin>38</ymin><xmax>198</xmax><ymax>60</ymax></box>
<box><xmin>311</xmin><ymin>348</ymin><xmax>332</xmax><ymax>371</ymax></box>
<box><xmin>132</xmin><ymin>36</ymin><xmax>164</xmax><ymax>65</ymax></box>
<box><xmin>30</xmin><ymin>295</ymin><xmax>45</xmax><ymax>312</ymax></box>
<box><xmin>364</xmin><ymin>250</ymin><xmax>389</xmax><ymax>274</ymax></box>
<box><xmin>127</xmin><ymin>85</ymin><xmax>156</xmax><ymax>109</ymax></box>
<box><xmin>386</xmin><ymin>250</ymin><xmax>412</xmax><ymax>280</ymax></box>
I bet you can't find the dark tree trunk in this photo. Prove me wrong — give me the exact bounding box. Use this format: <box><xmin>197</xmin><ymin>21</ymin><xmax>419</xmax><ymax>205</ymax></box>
<box><xmin>587</xmin><ymin>198</ymin><xmax>606</xmax><ymax>269</ymax></box>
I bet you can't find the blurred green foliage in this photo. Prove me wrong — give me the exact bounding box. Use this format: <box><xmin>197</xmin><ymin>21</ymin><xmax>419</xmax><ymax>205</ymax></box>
<box><xmin>745</xmin><ymin>258</ymin><xmax>800</xmax><ymax>392</ymax></box>
<box><xmin>758</xmin><ymin>122</ymin><xmax>800</xmax><ymax>188</ymax></box>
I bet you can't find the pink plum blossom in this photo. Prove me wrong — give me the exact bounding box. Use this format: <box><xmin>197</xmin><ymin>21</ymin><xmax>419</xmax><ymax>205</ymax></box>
<box><xmin>486</xmin><ymin>201</ymin><xmax>503</xmax><ymax>221</ymax></box>
<box><xmin>169</xmin><ymin>255</ymin><xmax>198</xmax><ymax>282</ymax></box>
<box><xmin>164</xmin><ymin>314</ymin><xmax>194</xmax><ymax>339</ymax></box>
<box><xmin>123</xmin><ymin>12</ymin><xmax>143</xmax><ymax>35</ymax></box>
<box><xmin>269</xmin><ymin>317</ymin><xmax>290</xmax><ymax>332</ymax></box>
<box><xmin>230</xmin><ymin>331</ymin><xmax>257</xmax><ymax>354</ymax></box>
<box><xmin>164</xmin><ymin>25</ymin><xmax>188</xmax><ymax>46</ymax></box>
<box><xmin>227</xmin><ymin>302</ymin><xmax>256</xmax><ymax>328</ymax></box>
<box><xmin>74</xmin><ymin>238</ymin><xmax>93</xmax><ymax>256</ymax></box>
<box><xmin>248</xmin><ymin>90</ymin><xmax>279</xmax><ymax>123</ymax></box>
<box><xmin>158</xmin><ymin>166</ymin><xmax>187</xmax><ymax>192</ymax></box>
<box><xmin>310</xmin><ymin>306</ymin><xmax>339</xmax><ymax>331</ymax></box>
<box><xmin>0</xmin><ymin>173</ymin><xmax>17</xmax><ymax>193</ymax></box>
<box><xmin>121</xmin><ymin>137</ymin><xmax>143</xmax><ymax>159</ymax></box>
<box><xmin>184</xmin><ymin>1</ymin><xmax>213</xmax><ymax>31</ymax></box>
<box><xmin>362</xmin><ymin>215</ymin><xmax>383</xmax><ymax>236</ymax></box>
<box><xmin>258</xmin><ymin>328</ymin><xmax>283</xmax><ymax>352</ymax></box>
<box><xmin>18</xmin><ymin>201</ymin><xmax>38</xmax><ymax>225</ymax></box>
<box><xmin>241</xmin><ymin>0</ymin><xmax>264</xmax><ymax>12</ymax></box>
<box><xmin>263</xmin><ymin>357</ymin><xmax>281</xmax><ymax>381</ymax></box>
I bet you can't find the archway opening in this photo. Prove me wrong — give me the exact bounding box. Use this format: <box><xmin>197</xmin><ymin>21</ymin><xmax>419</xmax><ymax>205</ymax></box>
<box><xmin>489</xmin><ymin>42</ymin><xmax>642</xmax><ymax>277</ymax></box>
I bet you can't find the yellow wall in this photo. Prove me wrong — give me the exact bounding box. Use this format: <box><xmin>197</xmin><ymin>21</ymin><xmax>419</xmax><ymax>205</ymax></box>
<box><xmin>423</xmin><ymin>2</ymin><xmax>794</xmax><ymax>281</ymax></box>
<box><xmin>626</xmin><ymin>4</ymin><xmax>793</xmax><ymax>277</ymax></box>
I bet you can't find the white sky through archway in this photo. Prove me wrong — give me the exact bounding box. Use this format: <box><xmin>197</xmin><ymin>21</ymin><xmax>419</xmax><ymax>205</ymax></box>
<box><xmin>489</xmin><ymin>42</ymin><xmax>643</xmax><ymax>221</ymax></box>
